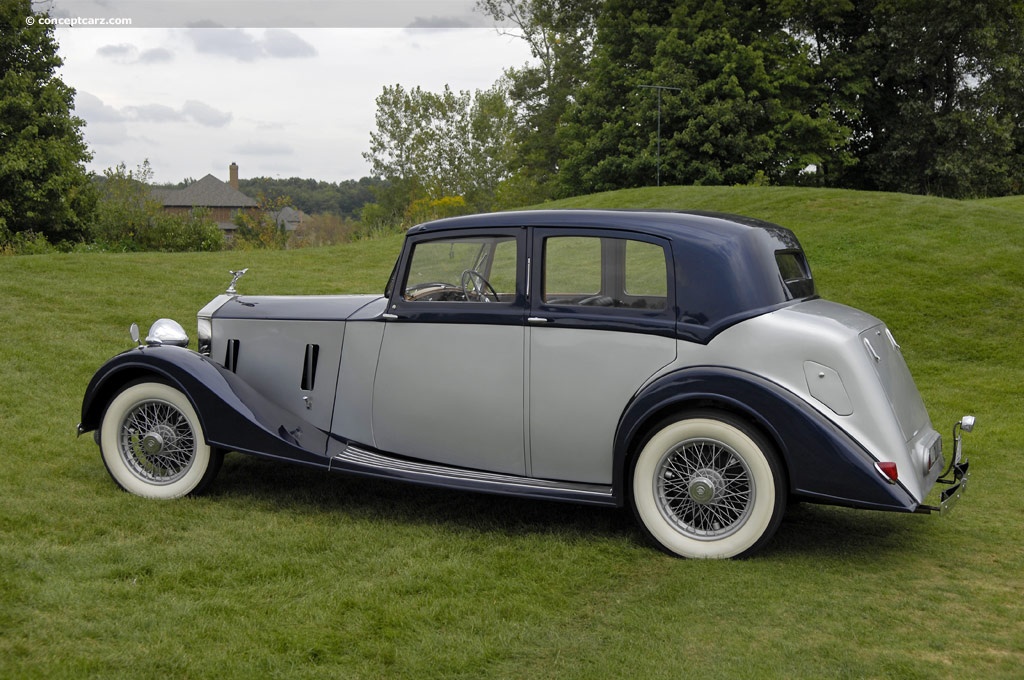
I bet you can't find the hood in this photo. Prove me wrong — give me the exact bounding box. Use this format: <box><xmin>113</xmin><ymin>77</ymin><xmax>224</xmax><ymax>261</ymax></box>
<box><xmin>210</xmin><ymin>294</ymin><xmax>386</xmax><ymax>322</ymax></box>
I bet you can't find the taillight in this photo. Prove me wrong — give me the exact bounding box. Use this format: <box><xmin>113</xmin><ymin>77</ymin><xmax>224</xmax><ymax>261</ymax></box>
<box><xmin>874</xmin><ymin>461</ymin><xmax>899</xmax><ymax>484</ymax></box>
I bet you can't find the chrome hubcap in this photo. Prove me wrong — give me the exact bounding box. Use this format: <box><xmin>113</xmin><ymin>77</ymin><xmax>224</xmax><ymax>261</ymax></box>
<box><xmin>656</xmin><ymin>438</ymin><xmax>754</xmax><ymax>540</ymax></box>
<box><xmin>141</xmin><ymin>431</ymin><xmax>165</xmax><ymax>456</ymax></box>
<box><xmin>687</xmin><ymin>469</ymin><xmax>724</xmax><ymax>504</ymax></box>
<box><xmin>119</xmin><ymin>400</ymin><xmax>196</xmax><ymax>484</ymax></box>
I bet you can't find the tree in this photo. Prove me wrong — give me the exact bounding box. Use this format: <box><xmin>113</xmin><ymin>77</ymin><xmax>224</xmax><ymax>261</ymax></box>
<box><xmin>232</xmin><ymin>194</ymin><xmax>293</xmax><ymax>250</ymax></box>
<box><xmin>92</xmin><ymin>160</ymin><xmax>223</xmax><ymax>252</ymax></box>
<box><xmin>851</xmin><ymin>0</ymin><xmax>1023</xmax><ymax>197</ymax></box>
<box><xmin>476</xmin><ymin>0</ymin><xmax>600</xmax><ymax>200</ymax></box>
<box><xmin>0</xmin><ymin>0</ymin><xmax>95</xmax><ymax>245</ymax></box>
<box><xmin>782</xmin><ymin>0</ymin><xmax>1024</xmax><ymax>197</ymax></box>
<box><xmin>558</xmin><ymin>0</ymin><xmax>850</xmax><ymax>195</ymax></box>
<box><xmin>362</xmin><ymin>83</ymin><xmax>516</xmax><ymax>228</ymax></box>
<box><xmin>236</xmin><ymin>176</ymin><xmax>382</xmax><ymax>219</ymax></box>
<box><xmin>91</xmin><ymin>161</ymin><xmax>159</xmax><ymax>249</ymax></box>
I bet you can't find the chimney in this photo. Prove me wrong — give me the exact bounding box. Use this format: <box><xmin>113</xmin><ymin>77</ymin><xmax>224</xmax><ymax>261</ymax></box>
<box><xmin>229</xmin><ymin>162</ymin><xmax>239</xmax><ymax>190</ymax></box>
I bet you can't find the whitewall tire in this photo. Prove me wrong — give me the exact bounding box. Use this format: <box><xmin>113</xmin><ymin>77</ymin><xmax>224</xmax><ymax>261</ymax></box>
<box><xmin>99</xmin><ymin>381</ymin><xmax>221</xmax><ymax>499</ymax></box>
<box><xmin>630</xmin><ymin>410</ymin><xmax>786</xmax><ymax>559</ymax></box>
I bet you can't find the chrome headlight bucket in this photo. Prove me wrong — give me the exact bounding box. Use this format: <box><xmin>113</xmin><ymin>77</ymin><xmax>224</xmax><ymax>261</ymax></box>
<box><xmin>197</xmin><ymin>316</ymin><xmax>213</xmax><ymax>356</ymax></box>
<box><xmin>196</xmin><ymin>293</ymin><xmax>234</xmax><ymax>357</ymax></box>
<box><xmin>145</xmin><ymin>318</ymin><xmax>189</xmax><ymax>347</ymax></box>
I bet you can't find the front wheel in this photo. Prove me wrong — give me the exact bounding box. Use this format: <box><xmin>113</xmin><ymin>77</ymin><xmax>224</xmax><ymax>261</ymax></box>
<box><xmin>630</xmin><ymin>411</ymin><xmax>787</xmax><ymax>559</ymax></box>
<box><xmin>98</xmin><ymin>381</ymin><xmax>222</xmax><ymax>499</ymax></box>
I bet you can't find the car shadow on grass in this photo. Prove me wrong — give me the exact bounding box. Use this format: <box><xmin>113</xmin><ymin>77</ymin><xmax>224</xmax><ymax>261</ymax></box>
<box><xmin>209</xmin><ymin>454</ymin><xmax>923</xmax><ymax>560</ymax></box>
<box><xmin>210</xmin><ymin>454</ymin><xmax>642</xmax><ymax>545</ymax></box>
<box><xmin>763</xmin><ymin>501</ymin><xmax>923</xmax><ymax>560</ymax></box>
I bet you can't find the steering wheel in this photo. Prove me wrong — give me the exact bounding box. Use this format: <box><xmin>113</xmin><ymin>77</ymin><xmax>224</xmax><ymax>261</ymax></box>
<box><xmin>460</xmin><ymin>269</ymin><xmax>499</xmax><ymax>302</ymax></box>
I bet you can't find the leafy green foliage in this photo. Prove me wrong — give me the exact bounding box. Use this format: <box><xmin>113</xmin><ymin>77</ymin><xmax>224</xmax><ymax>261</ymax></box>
<box><xmin>558</xmin><ymin>0</ymin><xmax>853</xmax><ymax>195</ymax></box>
<box><xmin>90</xmin><ymin>161</ymin><xmax>223</xmax><ymax>252</ymax></box>
<box><xmin>0</xmin><ymin>0</ymin><xmax>95</xmax><ymax>244</ymax></box>
<box><xmin>231</xmin><ymin>193</ymin><xmax>292</xmax><ymax>250</ymax></box>
<box><xmin>0</xmin><ymin>228</ymin><xmax>56</xmax><ymax>255</ymax></box>
<box><xmin>469</xmin><ymin>0</ymin><xmax>1024</xmax><ymax>200</ymax></box>
<box><xmin>477</xmin><ymin>0</ymin><xmax>601</xmax><ymax>200</ymax></box>
<box><xmin>236</xmin><ymin>176</ymin><xmax>382</xmax><ymax>219</ymax></box>
<box><xmin>362</xmin><ymin>83</ymin><xmax>516</xmax><ymax>229</ymax></box>
<box><xmin>289</xmin><ymin>212</ymin><xmax>359</xmax><ymax>248</ymax></box>
<box><xmin>786</xmin><ymin>0</ymin><xmax>1024</xmax><ymax>197</ymax></box>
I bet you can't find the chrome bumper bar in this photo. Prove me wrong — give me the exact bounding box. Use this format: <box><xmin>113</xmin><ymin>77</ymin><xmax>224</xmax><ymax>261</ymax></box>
<box><xmin>917</xmin><ymin>415</ymin><xmax>974</xmax><ymax>515</ymax></box>
<box><xmin>936</xmin><ymin>460</ymin><xmax>970</xmax><ymax>514</ymax></box>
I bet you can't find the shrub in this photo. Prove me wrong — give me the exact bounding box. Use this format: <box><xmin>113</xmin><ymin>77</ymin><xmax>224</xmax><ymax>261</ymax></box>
<box><xmin>289</xmin><ymin>213</ymin><xmax>357</xmax><ymax>248</ymax></box>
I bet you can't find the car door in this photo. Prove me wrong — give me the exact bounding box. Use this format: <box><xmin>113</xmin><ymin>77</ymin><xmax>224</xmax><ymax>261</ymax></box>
<box><xmin>527</xmin><ymin>229</ymin><xmax>678</xmax><ymax>484</ymax></box>
<box><xmin>371</xmin><ymin>228</ymin><xmax>528</xmax><ymax>475</ymax></box>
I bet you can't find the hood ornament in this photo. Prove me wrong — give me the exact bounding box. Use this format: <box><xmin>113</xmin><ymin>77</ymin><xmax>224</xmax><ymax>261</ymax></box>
<box><xmin>226</xmin><ymin>268</ymin><xmax>249</xmax><ymax>295</ymax></box>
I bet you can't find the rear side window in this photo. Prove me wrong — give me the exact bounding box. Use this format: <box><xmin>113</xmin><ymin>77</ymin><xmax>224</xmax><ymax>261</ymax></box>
<box><xmin>776</xmin><ymin>250</ymin><xmax>815</xmax><ymax>299</ymax></box>
<box><xmin>542</xmin><ymin>235</ymin><xmax>668</xmax><ymax>311</ymax></box>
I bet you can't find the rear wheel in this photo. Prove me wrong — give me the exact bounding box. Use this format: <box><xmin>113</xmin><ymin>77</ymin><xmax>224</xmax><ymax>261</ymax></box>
<box><xmin>98</xmin><ymin>381</ymin><xmax>222</xmax><ymax>499</ymax></box>
<box><xmin>630</xmin><ymin>410</ymin><xmax>786</xmax><ymax>559</ymax></box>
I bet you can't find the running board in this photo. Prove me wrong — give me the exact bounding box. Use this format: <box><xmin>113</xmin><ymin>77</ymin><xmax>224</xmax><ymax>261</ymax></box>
<box><xmin>330</xmin><ymin>445</ymin><xmax>617</xmax><ymax>507</ymax></box>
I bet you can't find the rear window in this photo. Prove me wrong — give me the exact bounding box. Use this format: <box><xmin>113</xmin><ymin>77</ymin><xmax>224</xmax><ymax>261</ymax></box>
<box><xmin>775</xmin><ymin>250</ymin><xmax>815</xmax><ymax>299</ymax></box>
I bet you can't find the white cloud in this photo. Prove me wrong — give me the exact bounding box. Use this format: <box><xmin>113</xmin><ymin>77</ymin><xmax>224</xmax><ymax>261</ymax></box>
<box><xmin>96</xmin><ymin>43</ymin><xmax>135</xmax><ymax>60</ymax></box>
<box><xmin>96</xmin><ymin>42</ymin><xmax>175</xmax><ymax>64</ymax></box>
<box><xmin>263</xmin><ymin>29</ymin><xmax>318</xmax><ymax>58</ymax></box>
<box><xmin>138</xmin><ymin>47</ymin><xmax>174</xmax><ymax>64</ymax></box>
<box><xmin>75</xmin><ymin>91</ymin><xmax>125</xmax><ymax>123</ymax></box>
<box><xmin>184</xmin><ymin>27</ymin><xmax>318</xmax><ymax>62</ymax></box>
<box><xmin>181</xmin><ymin>100</ymin><xmax>233</xmax><ymax>127</ymax></box>
<box><xmin>125</xmin><ymin>103</ymin><xmax>183</xmax><ymax>123</ymax></box>
<box><xmin>56</xmin><ymin>27</ymin><xmax>533</xmax><ymax>183</ymax></box>
<box><xmin>233</xmin><ymin>142</ymin><xmax>294</xmax><ymax>156</ymax></box>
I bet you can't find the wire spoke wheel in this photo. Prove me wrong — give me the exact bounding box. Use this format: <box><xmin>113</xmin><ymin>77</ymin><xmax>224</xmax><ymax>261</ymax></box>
<box><xmin>656</xmin><ymin>438</ymin><xmax>754</xmax><ymax>539</ymax></box>
<box><xmin>631</xmin><ymin>411</ymin><xmax>786</xmax><ymax>559</ymax></box>
<box><xmin>99</xmin><ymin>381</ymin><xmax>222</xmax><ymax>499</ymax></box>
<box><xmin>119</xmin><ymin>399</ymin><xmax>197</xmax><ymax>484</ymax></box>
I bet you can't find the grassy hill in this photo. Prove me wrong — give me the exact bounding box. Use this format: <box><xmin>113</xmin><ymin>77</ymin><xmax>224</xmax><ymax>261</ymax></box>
<box><xmin>1</xmin><ymin>186</ymin><xmax>1021</xmax><ymax>678</ymax></box>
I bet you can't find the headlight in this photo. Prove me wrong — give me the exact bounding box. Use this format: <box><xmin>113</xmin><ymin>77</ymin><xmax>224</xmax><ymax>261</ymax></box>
<box><xmin>146</xmin><ymin>318</ymin><xmax>189</xmax><ymax>347</ymax></box>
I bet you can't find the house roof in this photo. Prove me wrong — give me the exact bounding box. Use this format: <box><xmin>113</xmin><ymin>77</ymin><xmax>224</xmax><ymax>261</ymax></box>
<box><xmin>153</xmin><ymin>174</ymin><xmax>258</xmax><ymax>208</ymax></box>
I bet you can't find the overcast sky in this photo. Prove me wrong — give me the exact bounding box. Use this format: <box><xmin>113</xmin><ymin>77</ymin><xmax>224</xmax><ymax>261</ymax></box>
<box><xmin>52</xmin><ymin>2</ymin><xmax>533</xmax><ymax>185</ymax></box>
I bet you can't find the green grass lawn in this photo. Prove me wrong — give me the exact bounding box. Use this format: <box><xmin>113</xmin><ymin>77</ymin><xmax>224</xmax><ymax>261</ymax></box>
<box><xmin>1</xmin><ymin>186</ymin><xmax>1021</xmax><ymax>679</ymax></box>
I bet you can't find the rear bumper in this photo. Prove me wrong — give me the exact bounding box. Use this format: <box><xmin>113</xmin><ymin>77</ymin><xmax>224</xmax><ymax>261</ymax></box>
<box><xmin>916</xmin><ymin>416</ymin><xmax>974</xmax><ymax>515</ymax></box>
<box><xmin>936</xmin><ymin>460</ymin><xmax>970</xmax><ymax>513</ymax></box>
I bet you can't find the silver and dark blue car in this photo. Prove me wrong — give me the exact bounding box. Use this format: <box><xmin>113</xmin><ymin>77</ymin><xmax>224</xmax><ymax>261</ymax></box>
<box><xmin>79</xmin><ymin>210</ymin><xmax>974</xmax><ymax>558</ymax></box>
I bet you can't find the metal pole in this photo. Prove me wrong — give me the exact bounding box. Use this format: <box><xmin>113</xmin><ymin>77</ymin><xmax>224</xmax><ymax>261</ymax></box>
<box><xmin>657</xmin><ymin>88</ymin><xmax>662</xmax><ymax>186</ymax></box>
<box><xmin>638</xmin><ymin>85</ymin><xmax>684</xmax><ymax>188</ymax></box>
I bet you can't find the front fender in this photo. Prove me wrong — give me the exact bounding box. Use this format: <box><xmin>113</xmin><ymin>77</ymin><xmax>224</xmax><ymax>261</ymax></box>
<box><xmin>80</xmin><ymin>345</ymin><xmax>330</xmax><ymax>467</ymax></box>
<box><xmin>613</xmin><ymin>367</ymin><xmax>918</xmax><ymax>512</ymax></box>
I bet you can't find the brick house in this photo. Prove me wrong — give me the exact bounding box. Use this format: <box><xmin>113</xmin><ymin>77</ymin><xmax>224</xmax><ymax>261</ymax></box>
<box><xmin>152</xmin><ymin>163</ymin><xmax>258</xmax><ymax>233</ymax></box>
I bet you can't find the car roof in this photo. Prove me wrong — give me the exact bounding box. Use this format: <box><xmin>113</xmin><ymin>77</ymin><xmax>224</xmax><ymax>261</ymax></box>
<box><xmin>406</xmin><ymin>209</ymin><xmax>789</xmax><ymax>241</ymax></box>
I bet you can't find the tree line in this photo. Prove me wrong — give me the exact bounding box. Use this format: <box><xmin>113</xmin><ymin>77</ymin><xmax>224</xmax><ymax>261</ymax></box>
<box><xmin>361</xmin><ymin>0</ymin><xmax>1024</xmax><ymax>228</ymax></box>
<box><xmin>4</xmin><ymin>0</ymin><xmax>1024</xmax><ymax>250</ymax></box>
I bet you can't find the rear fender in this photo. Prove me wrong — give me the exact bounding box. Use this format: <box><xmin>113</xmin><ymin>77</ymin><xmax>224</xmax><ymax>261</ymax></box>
<box><xmin>80</xmin><ymin>345</ymin><xmax>330</xmax><ymax>467</ymax></box>
<box><xmin>614</xmin><ymin>367</ymin><xmax>918</xmax><ymax>512</ymax></box>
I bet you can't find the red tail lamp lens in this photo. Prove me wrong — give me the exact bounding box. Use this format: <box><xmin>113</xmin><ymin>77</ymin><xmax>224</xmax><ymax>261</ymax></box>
<box><xmin>875</xmin><ymin>461</ymin><xmax>899</xmax><ymax>483</ymax></box>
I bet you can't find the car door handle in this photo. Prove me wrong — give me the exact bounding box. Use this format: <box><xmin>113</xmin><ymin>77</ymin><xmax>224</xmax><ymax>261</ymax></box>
<box><xmin>527</xmin><ymin>317</ymin><xmax>550</xmax><ymax>324</ymax></box>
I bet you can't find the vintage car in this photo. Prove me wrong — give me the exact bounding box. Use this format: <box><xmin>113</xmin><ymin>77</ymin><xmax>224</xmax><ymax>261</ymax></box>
<box><xmin>78</xmin><ymin>210</ymin><xmax>974</xmax><ymax>558</ymax></box>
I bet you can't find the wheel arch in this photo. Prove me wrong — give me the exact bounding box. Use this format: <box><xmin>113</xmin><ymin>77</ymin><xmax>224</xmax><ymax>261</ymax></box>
<box><xmin>80</xmin><ymin>346</ymin><xmax>330</xmax><ymax>467</ymax></box>
<box><xmin>615</xmin><ymin>391</ymin><xmax>789</xmax><ymax>506</ymax></box>
<box><xmin>81</xmin><ymin>362</ymin><xmax>189</xmax><ymax>435</ymax></box>
<box><xmin>613</xmin><ymin>367</ymin><xmax>918</xmax><ymax>512</ymax></box>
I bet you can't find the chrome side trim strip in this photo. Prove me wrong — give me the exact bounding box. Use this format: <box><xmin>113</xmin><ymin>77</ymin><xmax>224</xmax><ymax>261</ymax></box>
<box><xmin>330</xmin><ymin>444</ymin><xmax>616</xmax><ymax>506</ymax></box>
